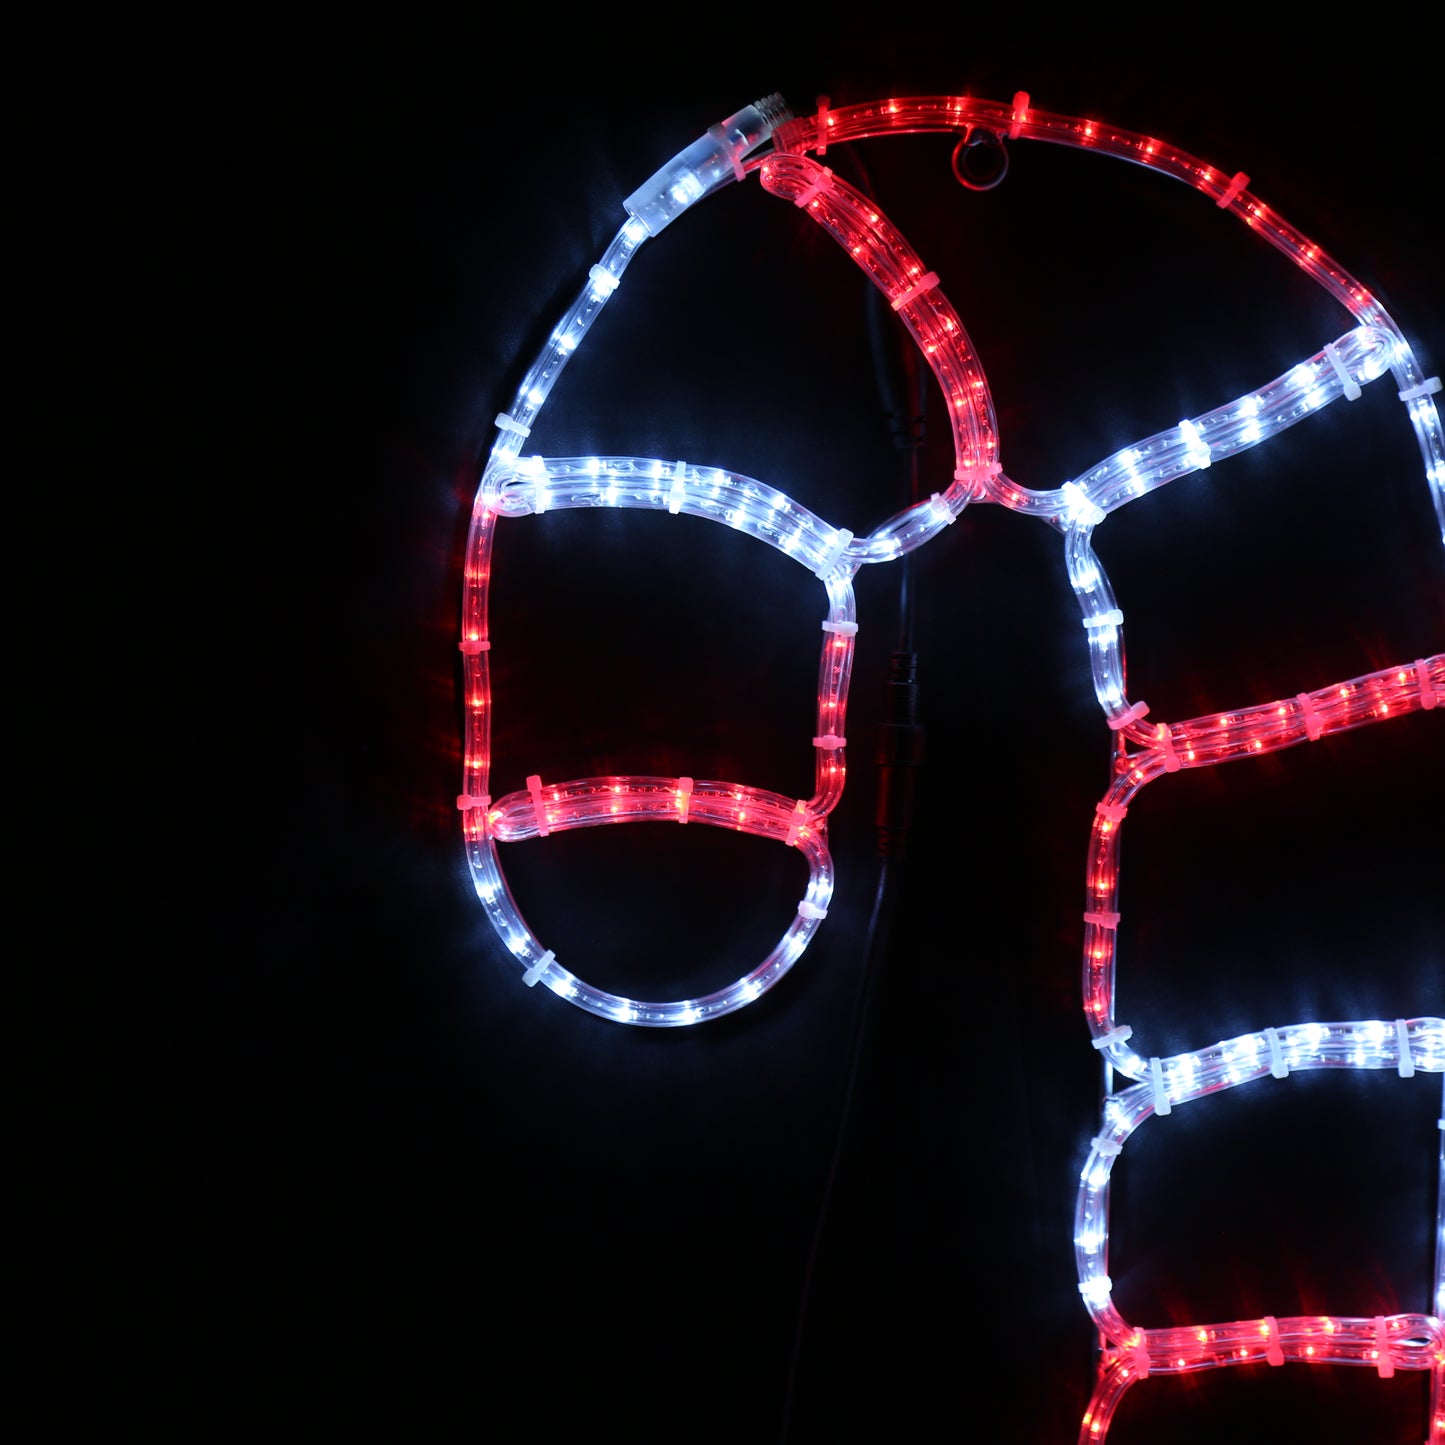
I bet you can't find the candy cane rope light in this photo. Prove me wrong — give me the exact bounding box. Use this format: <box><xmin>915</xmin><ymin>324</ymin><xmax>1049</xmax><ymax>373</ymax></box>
<box><xmin>461</xmin><ymin>92</ymin><xmax>1444</xmax><ymax>1436</ymax></box>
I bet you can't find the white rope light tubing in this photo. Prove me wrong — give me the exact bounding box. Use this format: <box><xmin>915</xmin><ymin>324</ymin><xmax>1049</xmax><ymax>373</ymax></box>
<box><xmin>461</xmin><ymin>91</ymin><xmax>1443</xmax><ymax>1438</ymax></box>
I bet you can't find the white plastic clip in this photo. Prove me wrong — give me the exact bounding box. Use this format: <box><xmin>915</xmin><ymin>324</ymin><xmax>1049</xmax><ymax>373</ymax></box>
<box><xmin>1296</xmin><ymin>691</ymin><xmax>1324</xmax><ymax>741</ymax></box>
<box><xmin>890</xmin><ymin>271</ymin><xmax>941</xmax><ymax>312</ymax></box>
<box><xmin>1374</xmin><ymin>1317</ymin><xmax>1394</xmax><ymax>1378</ymax></box>
<box><xmin>1263</xmin><ymin>1315</ymin><xmax>1284</xmax><ymax>1366</ymax></box>
<box><xmin>588</xmin><ymin>264</ymin><xmax>619</xmax><ymax>297</ymax></box>
<box><xmin>794</xmin><ymin>164</ymin><xmax>835</xmax><ymax>209</ymax></box>
<box><xmin>1091</xmin><ymin>1024</ymin><xmax>1132</xmax><ymax>1049</ymax></box>
<box><xmin>1155</xmin><ymin>723</ymin><xmax>1181</xmax><ymax>771</ymax></box>
<box><xmin>953</xmin><ymin>461</ymin><xmax>1001</xmax><ymax>504</ymax></box>
<box><xmin>458</xmin><ymin>636</ymin><xmax>491</xmax><ymax>654</ymax></box>
<box><xmin>1078</xmin><ymin>1275</ymin><xmax>1113</xmax><ymax>1296</ymax></box>
<box><xmin>1009</xmin><ymin>91</ymin><xmax>1030</xmax><ymax>140</ymax></box>
<box><xmin>527</xmin><ymin>774</ymin><xmax>550</xmax><ymax>837</ymax></box>
<box><xmin>1323</xmin><ymin>341</ymin><xmax>1362</xmax><ymax>400</ymax></box>
<box><xmin>668</xmin><ymin>469</ymin><xmax>687</xmax><ymax>515</ymax></box>
<box><xmin>1129</xmin><ymin>1341</ymin><xmax>1150</xmax><ymax>1380</ymax></box>
<box><xmin>1395</xmin><ymin>1019</ymin><xmax>1415</xmax><ymax>1078</ymax></box>
<box><xmin>493</xmin><ymin>411</ymin><xmax>531</xmax><ymax>437</ymax></box>
<box><xmin>1398</xmin><ymin>376</ymin><xmax>1442</xmax><ymax>402</ymax></box>
<box><xmin>1090</xmin><ymin>1135</ymin><xmax>1123</xmax><ymax>1157</ymax></box>
<box><xmin>1095</xmin><ymin>801</ymin><xmax>1128</xmax><ymax>824</ymax></box>
<box><xmin>785</xmin><ymin>800</ymin><xmax>808</xmax><ymax>847</ymax></box>
<box><xmin>675</xmin><ymin>776</ymin><xmax>694</xmax><ymax>824</ymax></box>
<box><xmin>1179</xmin><ymin>418</ymin><xmax>1212</xmax><ymax>468</ymax></box>
<box><xmin>455</xmin><ymin>792</ymin><xmax>491</xmax><ymax>812</ymax></box>
<box><xmin>522</xmin><ymin>949</ymin><xmax>555</xmax><ymax>988</ymax></box>
<box><xmin>1083</xmin><ymin>911</ymin><xmax>1121</xmax><ymax>928</ymax></box>
<box><xmin>1107</xmin><ymin>700</ymin><xmax>1150</xmax><ymax>731</ymax></box>
<box><xmin>929</xmin><ymin>491</ymin><xmax>957</xmax><ymax>524</ymax></box>
<box><xmin>1215</xmin><ymin>171</ymin><xmax>1250</xmax><ymax>208</ymax></box>
<box><xmin>1062</xmin><ymin>481</ymin><xmax>1106</xmax><ymax>527</ymax></box>
<box><xmin>815</xmin><ymin>95</ymin><xmax>830</xmax><ymax>156</ymax></box>
<box><xmin>813</xmin><ymin>528</ymin><xmax>854</xmax><ymax>578</ymax></box>
<box><xmin>954</xmin><ymin>461</ymin><xmax>1002</xmax><ymax>485</ymax></box>
<box><xmin>821</xmin><ymin>618</ymin><xmax>859</xmax><ymax>636</ymax></box>
<box><xmin>797</xmin><ymin>899</ymin><xmax>828</xmax><ymax>921</ymax></box>
<box><xmin>1083</xmin><ymin>608</ymin><xmax>1125</xmax><ymax>630</ymax></box>
<box><xmin>1417</xmin><ymin>659</ymin><xmax>1438</xmax><ymax>710</ymax></box>
<box><xmin>1149</xmin><ymin>1057</ymin><xmax>1171</xmax><ymax>1115</ymax></box>
<box><xmin>708</xmin><ymin>120</ymin><xmax>748</xmax><ymax>183</ymax></box>
<box><xmin>812</xmin><ymin>733</ymin><xmax>846</xmax><ymax>749</ymax></box>
<box><xmin>1265</xmin><ymin>1026</ymin><xmax>1289</xmax><ymax>1078</ymax></box>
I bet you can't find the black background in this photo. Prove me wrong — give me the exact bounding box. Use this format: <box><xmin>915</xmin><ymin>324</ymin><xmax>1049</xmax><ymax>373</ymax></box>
<box><xmin>134</xmin><ymin>25</ymin><xmax>1442</xmax><ymax>1444</ymax></box>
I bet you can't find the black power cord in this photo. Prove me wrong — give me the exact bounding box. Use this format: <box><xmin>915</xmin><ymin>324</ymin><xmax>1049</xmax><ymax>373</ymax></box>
<box><xmin>775</xmin><ymin>854</ymin><xmax>897</xmax><ymax>1444</ymax></box>
<box><xmin>777</xmin><ymin>143</ymin><xmax>931</xmax><ymax>1444</ymax></box>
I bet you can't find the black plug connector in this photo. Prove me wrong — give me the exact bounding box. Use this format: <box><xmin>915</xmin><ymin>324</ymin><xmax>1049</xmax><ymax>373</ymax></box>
<box><xmin>874</xmin><ymin>650</ymin><xmax>924</xmax><ymax>858</ymax></box>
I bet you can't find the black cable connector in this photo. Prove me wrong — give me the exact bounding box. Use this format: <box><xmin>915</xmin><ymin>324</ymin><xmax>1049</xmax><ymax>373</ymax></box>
<box><xmin>874</xmin><ymin>650</ymin><xmax>924</xmax><ymax>858</ymax></box>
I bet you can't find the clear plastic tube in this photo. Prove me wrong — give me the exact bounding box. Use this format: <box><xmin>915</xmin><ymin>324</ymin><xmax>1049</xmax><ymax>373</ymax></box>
<box><xmin>1081</xmin><ymin>659</ymin><xmax>1443</xmax><ymax>1070</ymax></box>
<box><xmin>467</xmin><ymin>85</ymin><xmax>1442</xmax><ymax>1439</ymax></box>
<box><xmin>470</xmin><ymin>99</ymin><xmax>1439</xmax><ymax>1034</ymax></box>
<box><xmin>768</xmin><ymin>95</ymin><xmax>1444</xmax><ymax>539</ymax></box>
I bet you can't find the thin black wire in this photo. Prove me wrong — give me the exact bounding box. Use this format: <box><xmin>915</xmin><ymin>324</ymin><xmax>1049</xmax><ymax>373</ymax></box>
<box><xmin>776</xmin><ymin>853</ymin><xmax>899</xmax><ymax>1444</ymax></box>
<box><xmin>777</xmin><ymin>140</ymin><xmax>930</xmax><ymax>1442</ymax></box>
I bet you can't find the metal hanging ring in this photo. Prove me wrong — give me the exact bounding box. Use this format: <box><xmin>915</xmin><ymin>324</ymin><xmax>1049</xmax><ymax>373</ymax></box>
<box><xmin>951</xmin><ymin>126</ymin><xmax>1009</xmax><ymax>191</ymax></box>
